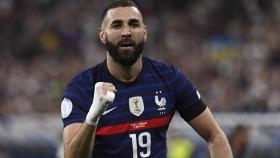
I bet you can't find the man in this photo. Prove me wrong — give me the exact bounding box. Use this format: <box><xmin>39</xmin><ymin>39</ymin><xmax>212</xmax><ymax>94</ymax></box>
<box><xmin>61</xmin><ymin>1</ymin><xmax>233</xmax><ymax>158</ymax></box>
<box><xmin>229</xmin><ymin>125</ymin><xmax>250</xmax><ymax>158</ymax></box>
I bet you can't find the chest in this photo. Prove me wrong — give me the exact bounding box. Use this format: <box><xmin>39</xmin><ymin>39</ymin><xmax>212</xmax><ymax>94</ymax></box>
<box><xmin>98</xmin><ymin>82</ymin><xmax>175</xmax><ymax>127</ymax></box>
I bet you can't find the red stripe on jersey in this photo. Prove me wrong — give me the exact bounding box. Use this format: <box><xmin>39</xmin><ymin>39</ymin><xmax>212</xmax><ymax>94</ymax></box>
<box><xmin>96</xmin><ymin>115</ymin><xmax>172</xmax><ymax>136</ymax></box>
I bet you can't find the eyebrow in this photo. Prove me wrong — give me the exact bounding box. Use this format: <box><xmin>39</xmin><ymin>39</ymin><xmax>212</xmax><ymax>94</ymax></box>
<box><xmin>128</xmin><ymin>19</ymin><xmax>140</xmax><ymax>24</ymax></box>
<box><xmin>111</xmin><ymin>20</ymin><xmax>123</xmax><ymax>25</ymax></box>
<box><xmin>110</xmin><ymin>18</ymin><xmax>140</xmax><ymax>25</ymax></box>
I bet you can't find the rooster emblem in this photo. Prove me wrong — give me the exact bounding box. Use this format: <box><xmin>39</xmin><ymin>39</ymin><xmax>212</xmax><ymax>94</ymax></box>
<box><xmin>155</xmin><ymin>91</ymin><xmax>166</xmax><ymax>111</ymax></box>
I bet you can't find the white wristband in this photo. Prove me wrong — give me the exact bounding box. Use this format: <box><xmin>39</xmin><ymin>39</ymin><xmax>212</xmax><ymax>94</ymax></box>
<box><xmin>86</xmin><ymin>82</ymin><xmax>115</xmax><ymax>126</ymax></box>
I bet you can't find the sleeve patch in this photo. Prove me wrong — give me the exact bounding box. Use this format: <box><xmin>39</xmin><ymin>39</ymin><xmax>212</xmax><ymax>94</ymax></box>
<box><xmin>61</xmin><ymin>98</ymin><xmax>73</xmax><ymax>119</ymax></box>
<box><xmin>196</xmin><ymin>90</ymin><xmax>201</xmax><ymax>99</ymax></box>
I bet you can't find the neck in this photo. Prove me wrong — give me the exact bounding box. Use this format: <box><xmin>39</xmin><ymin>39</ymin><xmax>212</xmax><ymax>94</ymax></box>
<box><xmin>106</xmin><ymin>53</ymin><xmax>142</xmax><ymax>82</ymax></box>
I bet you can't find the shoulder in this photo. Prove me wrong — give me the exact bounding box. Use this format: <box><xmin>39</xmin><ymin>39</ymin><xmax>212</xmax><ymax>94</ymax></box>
<box><xmin>143</xmin><ymin>56</ymin><xmax>183</xmax><ymax>78</ymax></box>
<box><xmin>143</xmin><ymin>56</ymin><xmax>178</xmax><ymax>73</ymax></box>
<box><xmin>63</xmin><ymin>62</ymin><xmax>106</xmax><ymax>103</ymax></box>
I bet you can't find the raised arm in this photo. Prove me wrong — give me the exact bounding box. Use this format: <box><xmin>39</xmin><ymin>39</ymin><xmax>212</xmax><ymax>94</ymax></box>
<box><xmin>63</xmin><ymin>82</ymin><xmax>116</xmax><ymax>158</ymax></box>
<box><xmin>189</xmin><ymin>107</ymin><xmax>233</xmax><ymax>158</ymax></box>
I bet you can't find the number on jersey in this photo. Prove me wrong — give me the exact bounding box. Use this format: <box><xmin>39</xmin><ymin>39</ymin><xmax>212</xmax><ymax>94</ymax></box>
<box><xmin>129</xmin><ymin>132</ymin><xmax>151</xmax><ymax>158</ymax></box>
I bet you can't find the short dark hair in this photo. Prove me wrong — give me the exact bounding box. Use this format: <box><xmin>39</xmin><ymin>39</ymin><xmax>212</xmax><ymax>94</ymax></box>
<box><xmin>101</xmin><ymin>0</ymin><xmax>140</xmax><ymax>23</ymax></box>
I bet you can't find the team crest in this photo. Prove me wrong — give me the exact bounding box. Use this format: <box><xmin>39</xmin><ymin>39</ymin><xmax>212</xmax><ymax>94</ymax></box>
<box><xmin>129</xmin><ymin>96</ymin><xmax>144</xmax><ymax>116</ymax></box>
<box><xmin>155</xmin><ymin>91</ymin><xmax>167</xmax><ymax>110</ymax></box>
<box><xmin>155</xmin><ymin>91</ymin><xmax>167</xmax><ymax>115</ymax></box>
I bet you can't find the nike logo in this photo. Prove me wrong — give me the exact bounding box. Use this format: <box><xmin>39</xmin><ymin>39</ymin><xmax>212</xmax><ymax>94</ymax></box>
<box><xmin>102</xmin><ymin>107</ymin><xmax>117</xmax><ymax>115</ymax></box>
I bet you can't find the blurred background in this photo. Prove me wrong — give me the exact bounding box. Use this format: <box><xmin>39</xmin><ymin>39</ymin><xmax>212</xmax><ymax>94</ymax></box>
<box><xmin>0</xmin><ymin>0</ymin><xmax>279</xmax><ymax>157</ymax></box>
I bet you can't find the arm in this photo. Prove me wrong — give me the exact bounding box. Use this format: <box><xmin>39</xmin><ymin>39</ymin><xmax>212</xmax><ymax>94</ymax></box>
<box><xmin>63</xmin><ymin>82</ymin><xmax>116</xmax><ymax>158</ymax></box>
<box><xmin>63</xmin><ymin>122</ymin><xmax>97</xmax><ymax>158</ymax></box>
<box><xmin>189</xmin><ymin>107</ymin><xmax>233</xmax><ymax>158</ymax></box>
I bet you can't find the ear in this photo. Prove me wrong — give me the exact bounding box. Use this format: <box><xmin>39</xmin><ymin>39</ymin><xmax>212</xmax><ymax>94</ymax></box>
<box><xmin>143</xmin><ymin>25</ymin><xmax>148</xmax><ymax>42</ymax></box>
<box><xmin>99</xmin><ymin>27</ymin><xmax>106</xmax><ymax>44</ymax></box>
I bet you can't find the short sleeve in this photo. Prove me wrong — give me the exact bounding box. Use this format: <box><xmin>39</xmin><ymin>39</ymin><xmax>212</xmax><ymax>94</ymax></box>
<box><xmin>172</xmin><ymin>68</ymin><xmax>206</xmax><ymax>122</ymax></box>
<box><xmin>61</xmin><ymin>74</ymin><xmax>93</xmax><ymax>128</ymax></box>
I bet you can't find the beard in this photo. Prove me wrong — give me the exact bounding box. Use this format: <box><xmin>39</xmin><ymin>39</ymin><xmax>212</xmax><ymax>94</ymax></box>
<box><xmin>105</xmin><ymin>38</ymin><xmax>144</xmax><ymax>66</ymax></box>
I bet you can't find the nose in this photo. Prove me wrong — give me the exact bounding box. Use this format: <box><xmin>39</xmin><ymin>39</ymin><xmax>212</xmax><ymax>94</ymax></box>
<box><xmin>122</xmin><ymin>25</ymin><xmax>131</xmax><ymax>37</ymax></box>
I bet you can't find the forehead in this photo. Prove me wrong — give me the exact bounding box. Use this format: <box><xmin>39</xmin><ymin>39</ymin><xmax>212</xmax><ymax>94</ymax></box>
<box><xmin>103</xmin><ymin>7</ymin><xmax>143</xmax><ymax>25</ymax></box>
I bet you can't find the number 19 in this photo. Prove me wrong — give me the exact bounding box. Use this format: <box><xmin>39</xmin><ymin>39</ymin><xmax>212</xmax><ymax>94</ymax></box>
<box><xmin>129</xmin><ymin>132</ymin><xmax>151</xmax><ymax>158</ymax></box>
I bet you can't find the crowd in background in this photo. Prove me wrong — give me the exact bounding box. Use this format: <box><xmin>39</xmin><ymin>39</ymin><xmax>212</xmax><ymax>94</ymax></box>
<box><xmin>0</xmin><ymin>0</ymin><xmax>280</xmax><ymax>115</ymax></box>
<box><xmin>0</xmin><ymin>1</ymin><xmax>280</xmax><ymax>158</ymax></box>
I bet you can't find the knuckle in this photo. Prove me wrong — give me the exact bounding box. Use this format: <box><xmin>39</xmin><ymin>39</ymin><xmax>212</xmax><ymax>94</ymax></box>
<box><xmin>95</xmin><ymin>82</ymin><xmax>104</xmax><ymax>87</ymax></box>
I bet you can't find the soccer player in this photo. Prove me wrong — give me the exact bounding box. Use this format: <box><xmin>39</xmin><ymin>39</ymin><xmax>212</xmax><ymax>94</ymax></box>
<box><xmin>61</xmin><ymin>1</ymin><xmax>233</xmax><ymax>158</ymax></box>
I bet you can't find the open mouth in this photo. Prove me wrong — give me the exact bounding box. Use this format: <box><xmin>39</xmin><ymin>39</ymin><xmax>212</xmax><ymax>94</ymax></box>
<box><xmin>119</xmin><ymin>41</ymin><xmax>134</xmax><ymax>51</ymax></box>
<box><xmin>119</xmin><ymin>41</ymin><xmax>134</xmax><ymax>48</ymax></box>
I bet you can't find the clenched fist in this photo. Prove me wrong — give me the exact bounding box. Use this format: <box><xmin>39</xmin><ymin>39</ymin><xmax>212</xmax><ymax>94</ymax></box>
<box><xmin>86</xmin><ymin>82</ymin><xmax>117</xmax><ymax>126</ymax></box>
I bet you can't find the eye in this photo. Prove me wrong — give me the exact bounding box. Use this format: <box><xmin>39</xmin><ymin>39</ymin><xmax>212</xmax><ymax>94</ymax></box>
<box><xmin>111</xmin><ymin>24</ymin><xmax>121</xmax><ymax>29</ymax></box>
<box><xmin>110</xmin><ymin>20</ymin><xmax>122</xmax><ymax>29</ymax></box>
<box><xmin>130</xmin><ymin>23</ymin><xmax>140</xmax><ymax>28</ymax></box>
<box><xmin>128</xmin><ymin>19</ymin><xmax>140</xmax><ymax>28</ymax></box>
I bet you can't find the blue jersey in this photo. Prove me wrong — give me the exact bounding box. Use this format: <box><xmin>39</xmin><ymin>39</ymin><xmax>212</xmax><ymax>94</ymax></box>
<box><xmin>61</xmin><ymin>56</ymin><xmax>205</xmax><ymax>158</ymax></box>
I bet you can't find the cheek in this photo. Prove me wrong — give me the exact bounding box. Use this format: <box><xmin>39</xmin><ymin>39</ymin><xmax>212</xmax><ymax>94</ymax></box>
<box><xmin>133</xmin><ymin>31</ymin><xmax>146</xmax><ymax>42</ymax></box>
<box><xmin>106</xmin><ymin>31</ymin><xmax>121</xmax><ymax>42</ymax></box>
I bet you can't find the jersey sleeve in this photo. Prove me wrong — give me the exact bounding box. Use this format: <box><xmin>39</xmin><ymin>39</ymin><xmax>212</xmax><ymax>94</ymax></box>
<box><xmin>172</xmin><ymin>67</ymin><xmax>206</xmax><ymax>122</ymax></box>
<box><xmin>61</xmin><ymin>74</ymin><xmax>93</xmax><ymax>128</ymax></box>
